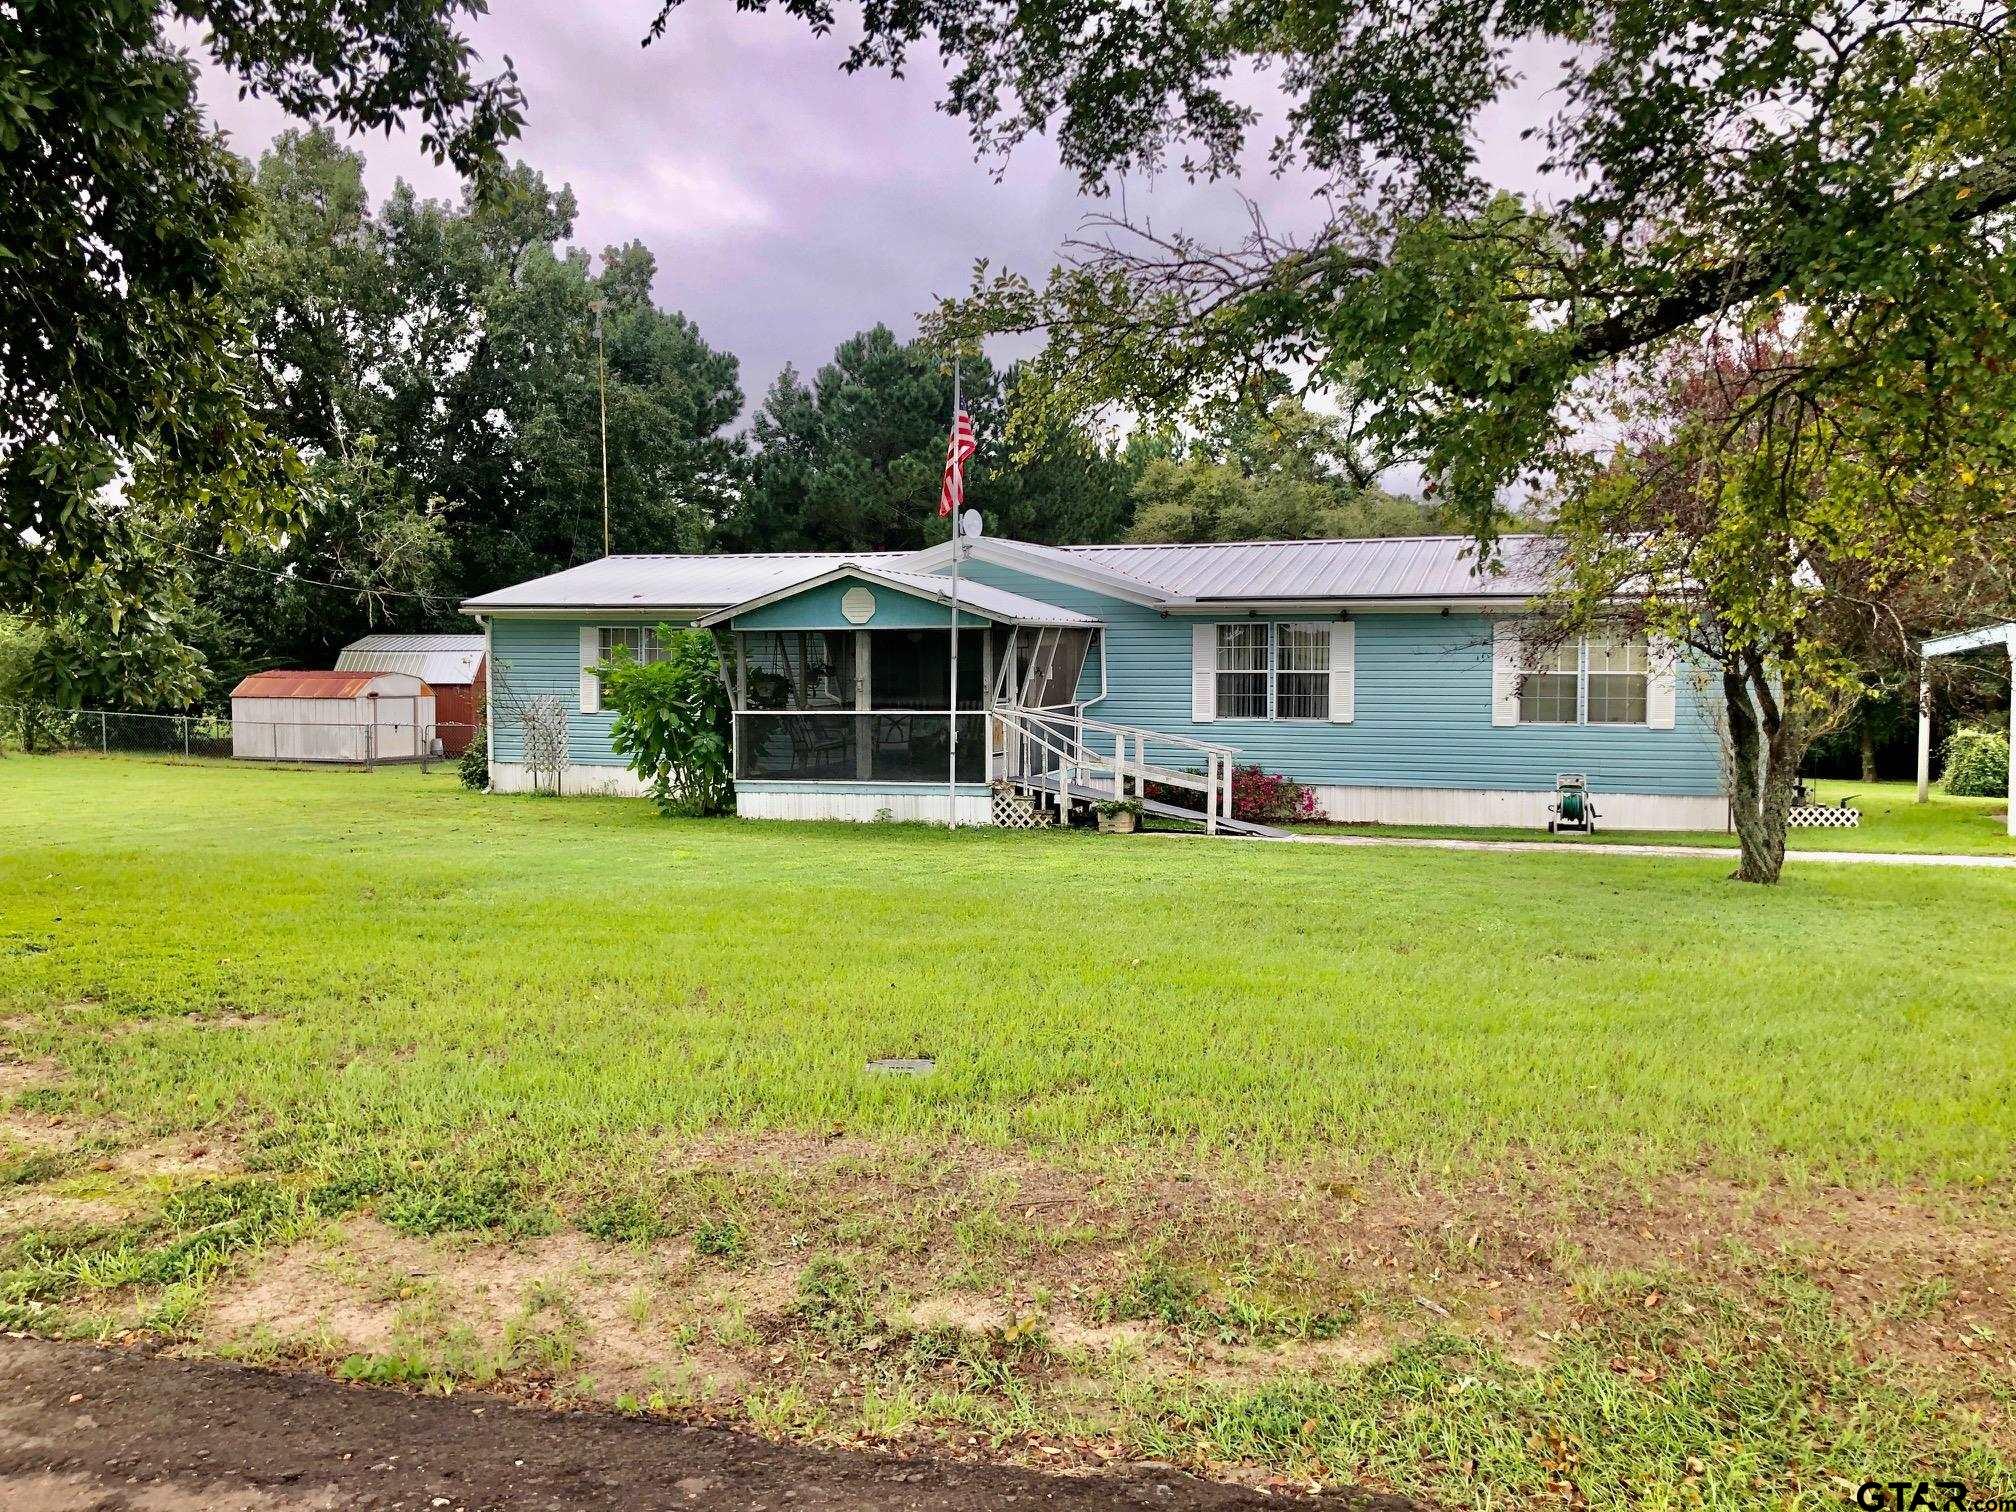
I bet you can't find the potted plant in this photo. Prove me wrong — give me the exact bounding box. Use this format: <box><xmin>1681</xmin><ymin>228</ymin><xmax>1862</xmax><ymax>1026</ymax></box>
<box><xmin>1095</xmin><ymin>797</ymin><xmax>1142</xmax><ymax>834</ymax></box>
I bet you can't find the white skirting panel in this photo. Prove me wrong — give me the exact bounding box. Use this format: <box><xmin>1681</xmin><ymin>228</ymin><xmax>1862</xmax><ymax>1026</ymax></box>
<box><xmin>487</xmin><ymin>762</ymin><xmax>651</xmax><ymax>797</ymax></box>
<box><xmin>1311</xmin><ymin>785</ymin><xmax>1729</xmax><ymax>832</ymax></box>
<box><xmin>736</xmin><ymin>789</ymin><xmax>993</xmax><ymax>825</ymax></box>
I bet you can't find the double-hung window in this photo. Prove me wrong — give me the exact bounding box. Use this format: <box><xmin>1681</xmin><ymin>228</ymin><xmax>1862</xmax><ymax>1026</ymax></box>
<box><xmin>1215</xmin><ymin>624</ymin><xmax>1271</xmax><ymax>717</ymax></box>
<box><xmin>1519</xmin><ymin>633</ymin><xmax>1649</xmax><ymax>725</ymax></box>
<box><xmin>598</xmin><ymin>626</ymin><xmax>666</xmax><ymax>667</ymax></box>
<box><xmin>1215</xmin><ymin>623</ymin><xmax>1330</xmax><ymax>721</ymax></box>
<box><xmin>1585</xmin><ymin>635</ymin><xmax>1648</xmax><ymax>724</ymax></box>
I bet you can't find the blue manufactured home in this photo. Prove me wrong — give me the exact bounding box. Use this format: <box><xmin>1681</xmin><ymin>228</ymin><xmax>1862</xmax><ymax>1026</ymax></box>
<box><xmin>460</xmin><ymin>534</ymin><xmax>1729</xmax><ymax>830</ymax></box>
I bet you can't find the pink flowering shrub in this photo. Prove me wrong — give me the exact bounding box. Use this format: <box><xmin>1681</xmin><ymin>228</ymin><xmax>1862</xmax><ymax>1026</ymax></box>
<box><xmin>1228</xmin><ymin>764</ymin><xmax>1322</xmax><ymax>823</ymax></box>
<box><xmin>1145</xmin><ymin>763</ymin><xmax>1322</xmax><ymax>823</ymax></box>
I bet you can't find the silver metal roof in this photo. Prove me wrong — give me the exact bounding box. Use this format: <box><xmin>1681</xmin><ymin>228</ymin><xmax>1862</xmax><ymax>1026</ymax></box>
<box><xmin>335</xmin><ymin>633</ymin><xmax>486</xmax><ymax>685</ymax></box>
<box><xmin>460</xmin><ymin>552</ymin><xmax>920</xmax><ymax>612</ymax></box>
<box><xmin>1056</xmin><ymin>535</ymin><xmax>1561</xmax><ymax>601</ymax></box>
<box><xmin>461</xmin><ymin>535</ymin><xmax>1561</xmax><ymax>616</ymax></box>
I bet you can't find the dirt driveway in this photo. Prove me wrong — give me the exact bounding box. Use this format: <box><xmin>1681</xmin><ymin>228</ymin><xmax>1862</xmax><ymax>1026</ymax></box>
<box><xmin>0</xmin><ymin>1337</ymin><xmax>1418</xmax><ymax>1510</ymax></box>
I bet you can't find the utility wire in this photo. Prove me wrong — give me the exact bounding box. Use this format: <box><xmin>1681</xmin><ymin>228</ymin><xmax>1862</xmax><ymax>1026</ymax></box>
<box><xmin>140</xmin><ymin>529</ymin><xmax>455</xmax><ymax>605</ymax></box>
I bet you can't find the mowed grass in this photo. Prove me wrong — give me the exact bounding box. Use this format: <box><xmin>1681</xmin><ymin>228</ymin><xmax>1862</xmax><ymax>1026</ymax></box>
<box><xmin>2</xmin><ymin>754</ymin><xmax>2014</xmax><ymax>1506</ymax></box>
<box><xmin>1293</xmin><ymin>777</ymin><xmax>2016</xmax><ymax>855</ymax></box>
<box><xmin>1</xmin><ymin>754</ymin><xmax>2013</xmax><ymax>1187</ymax></box>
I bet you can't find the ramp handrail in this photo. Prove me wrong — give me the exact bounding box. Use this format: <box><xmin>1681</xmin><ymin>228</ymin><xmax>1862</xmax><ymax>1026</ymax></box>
<box><xmin>993</xmin><ymin>702</ymin><xmax>1239</xmax><ymax>834</ymax></box>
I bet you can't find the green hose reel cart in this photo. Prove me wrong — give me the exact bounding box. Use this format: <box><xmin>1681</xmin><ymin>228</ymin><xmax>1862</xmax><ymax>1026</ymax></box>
<box><xmin>1548</xmin><ymin>773</ymin><xmax>1599</xmax><ymax>835</ymax></box>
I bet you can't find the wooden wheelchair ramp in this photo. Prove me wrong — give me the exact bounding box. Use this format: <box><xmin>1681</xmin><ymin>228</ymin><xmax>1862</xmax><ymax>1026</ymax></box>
<box><xmin>1016</xmin><ymin>770</ymin><xmax>1291</xmax><ymax>839</ymax></box>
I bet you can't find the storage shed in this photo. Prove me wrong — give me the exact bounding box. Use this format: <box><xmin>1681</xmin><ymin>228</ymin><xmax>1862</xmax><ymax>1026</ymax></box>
<box><xmin>336</xmin><ymin>633</ymin><xmax>487</xmax><ymax>753</ymax></box>
<box><xmin>230</xmin><ymin>671</ymin><xmax>435</xmax><ymax>764</ymax></box>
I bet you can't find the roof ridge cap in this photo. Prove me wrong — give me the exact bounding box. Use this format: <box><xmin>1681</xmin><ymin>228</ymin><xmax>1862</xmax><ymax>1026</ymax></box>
<box><xmin>1066</xmin><ymin>532</ymin><xmax>1550</xmax><ymax>550</ymax></box>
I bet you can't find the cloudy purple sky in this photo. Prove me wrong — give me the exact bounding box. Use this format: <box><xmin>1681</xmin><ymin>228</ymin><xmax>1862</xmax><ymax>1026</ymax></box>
<box><xmin>191</xmin><ymin>2</ymin><xmax>1556</xmax><ymax>419</ymax></box>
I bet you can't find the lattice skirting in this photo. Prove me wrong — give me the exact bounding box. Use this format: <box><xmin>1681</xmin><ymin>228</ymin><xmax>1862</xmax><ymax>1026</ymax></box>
<box><xmin>1787</xmin><ymin>804</ymin><xmax>1860</xmax><ymax>828</ymax></box>
<box><xmin>991</xmin><ymin>786</ymin><xmax>1054</xmax><ymax>829</ymax></box>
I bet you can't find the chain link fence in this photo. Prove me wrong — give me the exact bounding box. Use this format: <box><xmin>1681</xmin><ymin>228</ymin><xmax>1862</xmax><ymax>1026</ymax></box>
<box><xmin>1</xmin><ymin>703</ymin><xmax>479</xmax><ymax>773</ymax></box>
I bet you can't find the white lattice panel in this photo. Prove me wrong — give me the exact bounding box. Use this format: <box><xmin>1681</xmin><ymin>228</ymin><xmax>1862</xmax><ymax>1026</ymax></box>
<box><xmin>991</xmin><ymin>788</ymin><xmax>1053</xmax><ymax>829</ymax></box>
<box><xmin>1787</xmin><ymin>804</ymin><xmax>1860</xmax><ymax>828</ymax></box>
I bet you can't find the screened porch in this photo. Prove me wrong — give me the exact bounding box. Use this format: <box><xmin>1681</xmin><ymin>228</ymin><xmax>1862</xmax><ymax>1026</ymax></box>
<box><xmin>725</xmin><ymin>624</ymin><xmax>1098</xmax><ymax>785</ymax></box>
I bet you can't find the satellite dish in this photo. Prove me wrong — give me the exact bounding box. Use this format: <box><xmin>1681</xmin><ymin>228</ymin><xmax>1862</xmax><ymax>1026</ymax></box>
<box><xmin>960</xmin><ymin>509</ymin><xmax>983</xmax><ymax>539</ymax></box>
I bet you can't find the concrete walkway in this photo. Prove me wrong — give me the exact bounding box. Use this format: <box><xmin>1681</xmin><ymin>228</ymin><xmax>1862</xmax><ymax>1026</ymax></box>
<box><xmin>1280</xmin><ymin>832</ymin><xmax>2016</xmax><ymax>867</ymax></box>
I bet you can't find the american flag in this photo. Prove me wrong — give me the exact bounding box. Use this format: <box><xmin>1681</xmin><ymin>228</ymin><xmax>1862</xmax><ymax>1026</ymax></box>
<box><xmin>938</xmin><ymin>409</ymin><xmax>976</xmax><ymax>518</ymax></box>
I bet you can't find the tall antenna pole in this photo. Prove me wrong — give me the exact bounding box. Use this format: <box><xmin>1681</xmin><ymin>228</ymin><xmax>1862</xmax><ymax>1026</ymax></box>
<box><xmin>592</xmin><ymin>298</ymin><xmax>611</xmax><ymax>557</ymax></box>
<box><xmin>947</xmin><ymin>356</ymin><xmax>961</xmax><ymax>832</ymax></box>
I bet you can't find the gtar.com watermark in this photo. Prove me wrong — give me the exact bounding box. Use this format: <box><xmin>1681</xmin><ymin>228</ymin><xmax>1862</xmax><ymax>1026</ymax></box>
<box><xmin>1853</xmin><ymin>1482</ymin><xmax>2016</xmax><ymax>1511</ymax></box>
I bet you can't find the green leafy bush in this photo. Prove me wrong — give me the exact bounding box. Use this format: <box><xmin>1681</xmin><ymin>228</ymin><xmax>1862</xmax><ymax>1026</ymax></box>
<box><xmin>1942</xmin><ymin>724</ymin><xmax>2010</xmax><ymax>797</ymax></box>
<box><xmin>0</xmin><ymin>617</ymin><xmax>65</xmax><ymax>752</ymax></box>
<box><xmin>598</xmin><ymin>627</ymin><xmax>734</xmax><ymax>817</ymax></box>
<box><xmin>458</xmin><ymin>725</ymin><xmax>488</xmax><ymax>790</ymax></box>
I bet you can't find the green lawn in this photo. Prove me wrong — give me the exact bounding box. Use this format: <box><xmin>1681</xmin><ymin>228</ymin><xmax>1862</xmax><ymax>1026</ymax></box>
<box><xmin>1</xmin><ymin>754</ymin><xmax>2012</xmax><ymax>1504</ymax></box>
<box><xmin>1291</xmin><ymin>778</ymin><xmax>2016</xmax><ymax>854</ymax></box>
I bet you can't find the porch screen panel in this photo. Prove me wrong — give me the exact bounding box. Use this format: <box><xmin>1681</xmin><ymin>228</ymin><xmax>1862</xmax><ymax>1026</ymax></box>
<box><xmin>735</xmin><ymin>713</ymin><xmax>984</xmax><ymax>783</ymax></box>
<box><xmin>1019</xmin><ymin>628</ymin><xmax>1093</xmax><ymax>708</ymax></box>
<box><xmin>859</xmin><ymin>713</ymin><xmax>986</xmax><ymax>782</ymax></box>
<box><xmin>869</xmin><ymin>630</ymin><xmax>985</xmax><ymax>710</ymax></box>
<box><xmin>742</xmin><ymin>631</ymin><xmax>854</xmax><ymax>710</ymax></box>
<box><xmin>736</xmin><ymin>713</ymin><xmax>855</xmax><ymax>781</ymax></box>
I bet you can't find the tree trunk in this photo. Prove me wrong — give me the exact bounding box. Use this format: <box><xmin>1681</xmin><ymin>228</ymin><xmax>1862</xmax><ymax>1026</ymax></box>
<box><xmin>1858</xmin><ymin>707</ymin><xmax>1878</xmax><ymax>783</ymax></box>
<box><xmin>1723</xmin><ymin>659</ymin><xmax>1799</xmax><ymax>884</ymax></box>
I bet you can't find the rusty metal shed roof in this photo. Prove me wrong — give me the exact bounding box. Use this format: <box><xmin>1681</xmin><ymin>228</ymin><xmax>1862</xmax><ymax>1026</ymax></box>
<box><xmin>230</xmin><ymin>670</ymin><xmax>427</xmax><ymax>700</ymax></box>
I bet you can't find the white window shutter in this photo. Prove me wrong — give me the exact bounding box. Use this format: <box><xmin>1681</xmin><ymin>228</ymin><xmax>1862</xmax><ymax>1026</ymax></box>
<box><xmin>1491</xmin><ymin>619</ymin><xmax>1522</xmax><ymax>726</ymax></box>
<box><xmin>1646</xmin><ymin>636</ymin><xmax>1678</xmax><ymax>729</ymax></box>
<box><xmin>1191</xmin><ymin>623</ymin><xmax>1216</xmax><ymax>722</ymax></box>
<box><xmin>579</xmin><ymin>626</ymin><xmax>601</xmax><ymax>714</ymax></box>
<box><xmin>1328</xmin><ymin>620</ymin><xmax>1355</xmax><ymax>723</ymax></box>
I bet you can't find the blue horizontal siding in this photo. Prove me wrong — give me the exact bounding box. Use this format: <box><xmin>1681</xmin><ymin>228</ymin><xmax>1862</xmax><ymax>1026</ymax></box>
<box><xmin>488</xmin><ymin>616</ymin><xmax>694</xmax><ymax>768</ymax></box>
<box><xmin>961</xmin><ymin>560</ymin><xmax>1725</xmax><ymax>797</ymax></box>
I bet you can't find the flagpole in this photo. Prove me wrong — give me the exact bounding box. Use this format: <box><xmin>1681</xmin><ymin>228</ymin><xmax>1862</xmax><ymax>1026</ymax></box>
<box><xmin>947</xmin><ymin>356</ymin><xmax>961</xmax><ymax>832</ymax></box>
